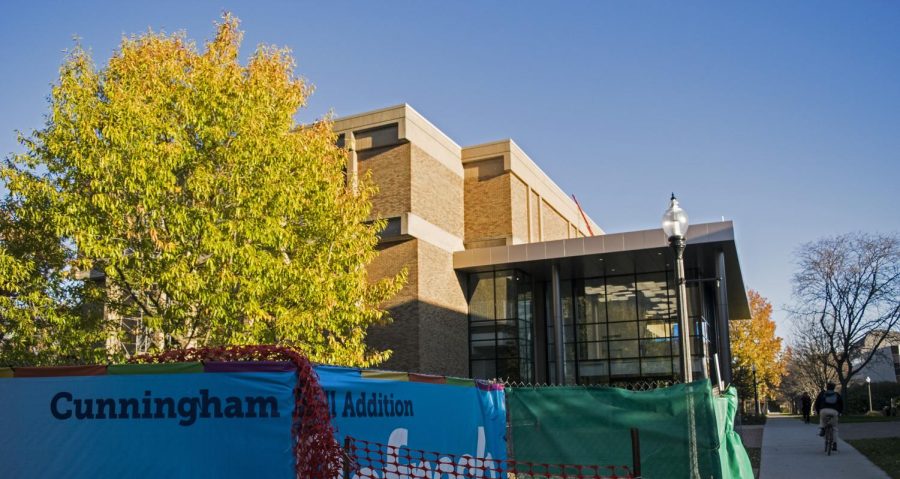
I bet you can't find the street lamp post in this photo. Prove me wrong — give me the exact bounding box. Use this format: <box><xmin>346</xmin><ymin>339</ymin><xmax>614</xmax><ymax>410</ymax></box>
<box><xmin>663</xmin><ymin>194</ymin><xmax>692</xmax><ymax>382</ymax></box>
<box><xmin>866</xmin><ymin>376</ymin><xmax>873</xmax><ymax>413</ymax></box>
<box><xmin>752</xmin><ymin>364</ymin><xmax>760</xmax><ymax>415</ymax></box>
<box><xmin>664</xmin><ymin>194</ymin><xmax>700</xmax><ymax>479</ymax></box>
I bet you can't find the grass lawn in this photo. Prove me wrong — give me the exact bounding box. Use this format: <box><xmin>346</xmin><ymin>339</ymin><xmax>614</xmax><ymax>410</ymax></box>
<box><xmin>797</xmin><ymin>414</ymin><xmax>900</xmax><ymax>423</ymax></box>
<box><xmin>847</xmin><ymin>437</ymin><xmax>900</xmax><ymax>478</ymax></box>
<box><xmin>840</xmin><ymin>415</ymin><xmax>900</xmax><ymax>423</ymax></box>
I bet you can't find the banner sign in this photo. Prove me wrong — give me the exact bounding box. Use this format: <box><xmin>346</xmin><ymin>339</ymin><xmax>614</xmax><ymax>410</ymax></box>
<box><xmin>0</xmin><ymin>364</ymin><xmax>506</xmax><ymax>479</ymax></box>
<box><xmin>0</xmin><ymin>370</ymin><xmax>295</xmax><ymax>478</ymax></box>
<box><xmin>314</xmin><ymin>366</ymin><xmax>507</xmax><ymax>472</ymax></box>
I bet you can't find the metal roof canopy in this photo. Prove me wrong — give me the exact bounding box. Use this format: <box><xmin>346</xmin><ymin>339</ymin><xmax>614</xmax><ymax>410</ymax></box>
<box><xmin>454</xmin><ymin>221</ymin><xmax>750</xmax><ymax>320</ymax></box>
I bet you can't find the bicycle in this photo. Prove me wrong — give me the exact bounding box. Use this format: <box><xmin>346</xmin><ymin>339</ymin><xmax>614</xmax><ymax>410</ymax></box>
<box><xmin>823</xmin><ymin>415</ymin><xmax>835</xmax><ymax>455</ymax></box>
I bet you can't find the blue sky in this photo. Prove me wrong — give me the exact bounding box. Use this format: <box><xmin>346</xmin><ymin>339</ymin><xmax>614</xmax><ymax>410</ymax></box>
<box><xmin>2</xmin><ymin>1</ymin><xmax>899</xmax><ymax>340</ymax></box>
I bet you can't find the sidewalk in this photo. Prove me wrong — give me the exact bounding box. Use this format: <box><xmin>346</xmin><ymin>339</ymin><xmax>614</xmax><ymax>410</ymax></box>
<box><xmin>760</xmin><ymin>415</ymin><xmax>889</xmax><ymax>479</ymax></box>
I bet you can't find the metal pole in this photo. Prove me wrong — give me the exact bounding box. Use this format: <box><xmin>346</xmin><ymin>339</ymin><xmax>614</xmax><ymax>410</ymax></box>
<box><xmin>630</xmin><ymin>428</ymin><xmax>642</xmax><ymax>479</ymax></box>
<box><xmin>551</xmin><ymin>262</ymin><xmax>566</xmax><ymax>385</ymax></box>
<box><xmin>753</xmin><ymin>368</ymin><xmax>759</xmax><ymax>415</ymax></box>
<box><xmin>868</xmin><ymin>382</ymin><xmax>873</xmax><ymax>413</ymax></box>
<box><xmin>671</xmin><ymin>235</ymin><xmax>699</xmax><ymax>479</ymax></box>
<box><xmin>671</xmin><ymin>236</ymin><xmax>693</xmax><ymax>382</ymax></box>
<box><xmin>343</xmin><ymin>436</ymin><xmax>352</xmax><ymax>479</ymax></box>
<box><xmin>713</xmin><ymin>353</ymin><xmax>724</xmax><ymax>391</ymax></box>
<box><xmin>715</xmin><ymin>251</ymin><xmax>733</xmax><ymax>385</ymax></box>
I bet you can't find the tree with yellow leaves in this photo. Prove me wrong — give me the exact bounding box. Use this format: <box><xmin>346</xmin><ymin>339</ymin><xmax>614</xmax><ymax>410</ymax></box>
<box><xmin>730</xmin><ymin>290</ymin><xmax>786</xmax><ymax>413</ymax></box>
<box><xmin>1</xmin><ymin>14</ymin><xmax>404</xmax><ymax>367</ymax></box>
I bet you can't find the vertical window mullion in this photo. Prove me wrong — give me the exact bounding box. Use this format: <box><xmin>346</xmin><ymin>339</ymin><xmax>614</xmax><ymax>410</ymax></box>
<box><xmin>513</xmin><ymin>270</ymin><xmax>519</xmax><ymax>381</ymax></box>
<box><xmin>666</xmin><ymin>267</ymin><xmax>675</xmax><ymax>380</ymax></box>
<box><xmin>634</xmin><ymin>272</ymin><xmax>641</xmax><ymax>379</ymax></box>
<box><xmin>603</xmin><ymin>274</ymin><xmax>611</xmax><ymax>384</ymax></box>
<box><xmin>571</xmin><ymin>279</ymin><xmax>576</xmax><ymax>384</ymax></box>
<box><xmin>572</xmin><ymin>279</ymin><xmax>579</xmax><ymax>384</ymax></box>
<box><xmin>493</xmin><ymin>270</ymin><xmax>499</xmax><ymax>380</ymax></box>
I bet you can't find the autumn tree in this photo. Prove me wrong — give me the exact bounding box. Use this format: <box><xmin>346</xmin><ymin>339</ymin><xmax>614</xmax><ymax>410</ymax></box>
<box><xmin>730</xmin><ymin>290</ymin><xmax>786</xmax><ymax>412</ymax></box>
<box><xmin>792</xmin><ymin>232</ymin><xmax>900</xmax><ymax>393</ymax></box>
<box><xmin>0</xmin><ymin>205</ymin><xmax>108</xmax><ymax>365</ymax></box>
<box><xmin>1</xmin><ymin>14</ymin><xmax>404</xmax><ymax>367</ymax></box>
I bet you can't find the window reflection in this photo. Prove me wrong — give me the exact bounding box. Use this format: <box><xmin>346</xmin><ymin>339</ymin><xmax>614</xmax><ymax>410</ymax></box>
<box><xmin>641</xmin><ymin>358</ymin><xmax>673</xmax><ymax>375</ymax></box>
<box><xmin>468</xmin><ymin>270</ymin><xmax>533</xmax><ymax>382</ymax></box>
<box><xmin>577</xmin><ymin>341</ymin><xmax>607</xmax><ymax>360</ymax></box>
<box><xmin>637</xmin><ymin>274</ymin><xmax>672</xmax><ymax>321</ymax></box>
<box><xmin>610</xmin><ymin>358</ymin><xmax>640</xmax><ymax>377</ymax></box>
<box><xmin>640</xmin><ymin>320</ymin><xmax>673</xmax><ymax>339</ymax></box>
<box><xmin>606</xmin><ymin>276</ymin><xmax>636</xmax><ymax>322</ymax></box>
<box><xmin>608</xmin><ymin>322</ymin><xmax>639</xmax><ymax>340</ymax></box>
<box><xmin>547</xmin><ymin>270</ymin><xmax>686</xmax><ymax>384</ymax></box>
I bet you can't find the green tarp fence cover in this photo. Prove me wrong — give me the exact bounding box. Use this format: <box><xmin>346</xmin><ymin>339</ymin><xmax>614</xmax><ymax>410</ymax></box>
<box><xmin>506</xmin><ymin>379</ymin><xmax>753</xmax><ymax>478</ymax></box>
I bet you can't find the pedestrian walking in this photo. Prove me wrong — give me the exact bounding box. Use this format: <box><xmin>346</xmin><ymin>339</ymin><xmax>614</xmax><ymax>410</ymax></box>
<box><xmin>801</xmin><ymin>392</ymin><xmax>812</xmax><ymax>424</ymax></box>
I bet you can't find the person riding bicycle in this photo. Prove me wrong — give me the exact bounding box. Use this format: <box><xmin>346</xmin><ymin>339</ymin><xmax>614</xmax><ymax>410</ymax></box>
<box><xmin>814</xmin><ymin>383</ymin><xmax>843</xmax><ymax>451</ymax></box>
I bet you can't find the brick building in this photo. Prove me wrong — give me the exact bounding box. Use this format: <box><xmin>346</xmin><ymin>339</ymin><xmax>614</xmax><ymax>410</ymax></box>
<box><xmin>849</xmin><ymin>331</ymin><xmax>900</xmax><ymax>384</ymax></box>
<box><xmin>334</xmin><ymin>105</ymin><xmax>750</xmax><ymax>385</ymax></box>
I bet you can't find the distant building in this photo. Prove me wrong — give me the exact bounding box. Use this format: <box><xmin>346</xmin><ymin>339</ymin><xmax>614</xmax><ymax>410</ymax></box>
<box><xmin>850</xmin><ymin>331</ymin><xmax>900</xmax><ymax>384</ymax></box>
<box><xmin>333</xmin><ymin>105</ymin><xmax>751</xmax><ymax>385</ymax></box>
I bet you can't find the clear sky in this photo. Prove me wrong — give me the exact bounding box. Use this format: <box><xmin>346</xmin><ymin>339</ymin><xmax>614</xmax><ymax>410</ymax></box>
<box><xmin>2</xmin><ymin>1</ymin><xmax>899</xmax><ymax>340</ymax></box>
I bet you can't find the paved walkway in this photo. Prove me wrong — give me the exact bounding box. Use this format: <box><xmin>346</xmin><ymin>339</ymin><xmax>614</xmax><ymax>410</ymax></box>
<box><xmin>760</xmin><ymin>415</ymin><xmax>889</xmax><ymax>479</ymax></box>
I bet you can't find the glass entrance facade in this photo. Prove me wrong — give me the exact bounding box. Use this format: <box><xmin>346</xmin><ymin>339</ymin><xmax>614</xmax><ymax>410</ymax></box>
<box><xmin>547</xmin><ymin>272</ymin><xmax>685</xmax><ymax>384</ymax></box>
<box><xmin>468</xmin><ymin>268</ymin><xmax>710</xmax><ymax>384</ymax></box>
<box><xmin>468</xmin><ymin>270</ymin><xmax>534</xmax><ymax>381</ymax></box>
<box><xmin>545</xmin><ymin>271</ymin><xmax>710</xmax><ymax>384</ymax></box>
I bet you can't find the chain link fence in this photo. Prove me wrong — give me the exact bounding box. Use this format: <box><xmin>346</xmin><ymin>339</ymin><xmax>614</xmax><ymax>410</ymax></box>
<box><xmin>502</xmin><ymin>379</ymin><xmax>679</xmax><ymax>392</ymax></box>
<box><xmin>342</xmin><ymin>436</ymin><xmax>639</xmax><ymax>479</ymax></box>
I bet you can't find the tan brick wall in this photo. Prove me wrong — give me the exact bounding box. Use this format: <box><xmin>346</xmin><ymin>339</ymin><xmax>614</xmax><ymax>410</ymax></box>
<box><xmin>530</xmin><ymin>190</ymin><xmax>541</xmax><ymax>242</ymax></box>
<box><xmin>366</xmin><ymin>239</ymin><xmax>420</xmax><ymax>372</ymax></box>
<box><xmin>464</xmin><ymin>159</ymin><xmax>511</xmax><ymax>247</ymax></box>
<box><xmin>510</xmin><ymin>175</ymin><xmax>529</xmax><ymax>244</ymax></box>
<box><xmin>542</xmin><ymin>200</ymin><xmax>569</xmax><ymax>241</ymax></box>
<box><xmin>365</xmin><ymin>237</ymin><xmax>471</xmax><ymax>376</ymax></box>
<box><xmin>410</xmin><ymin>145</ymin><xmax>464</xmax><ymax>239</ymax></box>
<box><xmin>359</xmin><ymin>143</ymin><xmax>411</xmax><ymax>221</ymax></box>
<box><xmin>416</xmin><ymin>240</ymin><xmax>469</xmax><ymax>376</ymax></box>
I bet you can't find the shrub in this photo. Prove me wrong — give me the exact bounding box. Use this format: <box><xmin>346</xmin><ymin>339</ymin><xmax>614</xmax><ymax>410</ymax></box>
<box><xmin>843</xmin><ymin>382</ymin><xmax>900</xmax><ymax>414</ymax></box>
<box><xmin>740</xmin><ymin>414</ymin><xmax>767</xmax><ymax>425</ymax></box>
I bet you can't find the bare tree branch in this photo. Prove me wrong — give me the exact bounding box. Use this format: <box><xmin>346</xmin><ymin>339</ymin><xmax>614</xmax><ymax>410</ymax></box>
<box><xmin>791</xmin><ymin>232</ymin><xmax>900</xmax><ymax>392</ymax></box>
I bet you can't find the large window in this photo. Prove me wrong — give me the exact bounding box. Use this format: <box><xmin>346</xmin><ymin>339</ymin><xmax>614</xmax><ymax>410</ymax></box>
<box><xmin>547</xmin><ymin>270</ymin><xmax>705</xmax><ymax>384</ymax></box>
<box><xmin>468</xmin><ymin>270</ymin><xmax>533</xmax><ymax>381</ymax></box>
